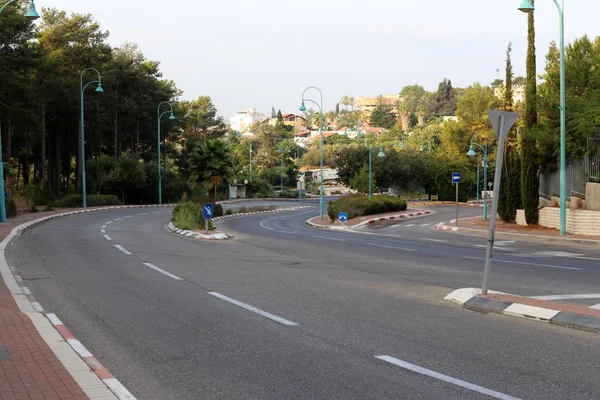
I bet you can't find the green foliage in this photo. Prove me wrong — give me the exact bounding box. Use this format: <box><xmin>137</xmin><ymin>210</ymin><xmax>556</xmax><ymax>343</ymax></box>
<box><xmin>52</xmin><ymin>194</ymin><xmax>121</xmax><ymax>208</ymax></box>
<box><xmin>189</xmin><ymin>139</ymin><xmax>233</xmax><ymax>198</ymax></box>
<box><xmin>370</xmin><ymin>103</ymin><xmax>396</xmax><ymax>129</ymax></box>
<box><xmin>327</xmin><ymin>194</ymin><xmax>407</xmax><ymax>222</ymax></box>
<box><xmin>171</xmin><ymin>201</ymin><xmax>212</xmax><ymax>231</ymax></box>
<box><xmin>498</xmin><ymin>146</ymin><xmax>521</xmax><ymax>223</ymax></box>
<box><xmin>5</xmin><ymin>198</ymin><xmax>17</xmax><ymax>218</ymax></box>
<box><xmin>247</xmin><ymin>179</ymin><xmax>273</xmax><ymax>198</ymax></box>
<box><xmin>434</xmin><ymin>78</ymin><xmax>457</xmax><ymax>117</ymax></box>
<box><xmin>350</xmin><ymin>165</ymin><xmax>374</xmax><ymax>195</ymax></box>
<box><xmin>225</xmin><ymin>208</ymin><xmax>233</xmax><ymax>215</ymax></box>
<box><xmin>22</xmin><ymin>185</ymin><xmax>55</xmax><ymax>207</ymax></box>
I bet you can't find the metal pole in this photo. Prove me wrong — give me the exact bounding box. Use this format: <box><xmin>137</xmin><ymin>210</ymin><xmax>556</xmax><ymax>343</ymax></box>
<box><xmin>456</xmin><ymin>182</ymin><xmax>459</xmax><ymax>227</ymax></box>
<box><xmin>482</xmin><ymin>115</ymin><xmax>507</xmax><ymax>294</ymax></box>
<box><xmin>557</xmin><ymin>0</ymin><xmax>567</xmax><ymax>236</ymax></box>
<box><xmin>80</xmin><ymin>78</ymin><xmax>87</xmax><ymax>208</ymax></box>
<box><xmin>368</xmin><ymin>147</ymin><xmax>372</xmax><ymax>199</ymax></box>
<box><xmin>280</xmin><ymin>148</ymin><xmax>284</xmax><ymax>192</ymax></box>
<box><xmin>319</xmin><ymin>104</ymin><xmax>324</xmax><ymax>220</ymax></box>
<box><xmin>0</xmin><ymin>113</ymin><xmax>5</xmax><ymax>222</ymax></box>
<box><xmin>476</xmin><ymin>157</ymin><xmax>480</xmax><ymax>204</ymax></box>
<box><xmin>249</xmin><ymin>142</ymin><xmax>253</xmax><ymax>182</ymax></box>
<box><xmin>227</xmin><ymin>133</ymin><xmax>231</xmax><ymax>200</ymax></box>
<box><xmin>297</xmin><ymin>145</ymin><xmax>301</xmax><ymax>199</ymax></box>
<box><xmin>483</xmin><ymin>145</ymin><xmax>488</xmax><ymax>221</ymax></box>
<box><xmin>157</xmin><ymin>110</ymin><xmax>162</xmax><ymax>205</ymax></box>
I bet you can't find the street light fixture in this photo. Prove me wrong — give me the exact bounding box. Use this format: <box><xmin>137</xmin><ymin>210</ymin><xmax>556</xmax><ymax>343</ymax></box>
<box><xmin>157</xmin><ymin>102</ymin><xmax>175</xmax><ymax>205</ymax></box>
<box><xmin>467</xmin><ymin>141</ymin><xmax>489</xmax><ymax>221</ymax></box>
<box><xmin>420</xmin><ymin>140</ymin><xmax>432</xmax><ymax>153</ymax></box>
<box><xmin>0</xmin><ymin>1</ymin><xmax>40</xmax><ymax>19</ymax></box>
<box><xmin>519</xmin><ymin>0</ymin><xmax>567</xmax><ymax>236</ymax></box>
<box><xmin>80</xmin><ymin>67</ymin><xmax>103</xmax><ymax>208</ymax></box>
<box><xmin>300</xmin><ymin>86</ymin><xmax>324</xmax><ymax>220</ymax></box>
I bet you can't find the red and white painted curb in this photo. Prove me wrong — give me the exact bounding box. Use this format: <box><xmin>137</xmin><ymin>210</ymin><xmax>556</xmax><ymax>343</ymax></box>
<box><xmin>306</xmin><ymin>210</ymin><xmax>433</xmax><ymax>230</ymax></box>
<box><xmin>434</xmin><ymin>223</ymin><xmax>459</xmax><ymax>232</ymax></box>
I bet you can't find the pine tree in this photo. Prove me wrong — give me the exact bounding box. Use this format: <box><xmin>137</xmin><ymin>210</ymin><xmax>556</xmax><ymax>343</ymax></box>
<box><xmin>335</xmin><ymin>103</ymin><xmax>340</xmax><ymax>115</ymax></box>
<box><xmin>521</xmin><ymin>2</ymin><xmax>540</xmax><ymax>225</ymax></box>
<box><xmin>271</xmin><ymin>107</ymin><xmax>276</xmax><ymax>118</ymax></box>
<box><xmin>277</xmin><ymin>109</ymin><xmax>283</xmax><ymax>122</ymax></box>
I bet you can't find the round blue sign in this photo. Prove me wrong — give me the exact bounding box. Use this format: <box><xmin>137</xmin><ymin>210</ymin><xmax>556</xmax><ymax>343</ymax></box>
<box><xmin>338</xmin><ymin>211</ymin><xmax>348</xmax><ymax>223</ymax></box>
<box><xmin>203</xmin><ymin>203</ymin><xmax>214</xmax><ymax>220</ymax></box>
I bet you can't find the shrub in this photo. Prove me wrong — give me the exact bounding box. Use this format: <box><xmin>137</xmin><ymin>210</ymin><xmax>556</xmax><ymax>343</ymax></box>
<box><xmin>247</xmin><ymin>179</ymin><xmax>273</xmax><ymax>198</ymax></box>
<box><xmin>44</xmin><ymin>205</ymin><xmax>54</xmax><ymax>212</ymax></box>
<box><xmin>171</xmin><ymin>201</ymin><xmax>213</xmax><ymax>231</ymax></box>
<box><xmin>23</xmin><ymin>185</ymin><xmax>55</xmax><ymax>207</ymax></box>
<box><xmin>239</xmin><ymin>206</ymin><xmax>248</xmax><ymax>213</ymax></box>
<box><xmin>5</xmin><ymin>198</ymin><xmax>17</xmax><ymax>218</ymax></box>
<box><xmin>214</xmin><ymin>203</ymin><xmax>224</xmax><ymax>217</ymax></box>
<box><xmin>29</xmin><ymin>205</ymin><xmax>39</xmax><ymax>213</ymax></box>
<box><xmin>327</xmin><ymin>194</ymin><xmax>407</xmax><ymax>222</ymax></box>
<box><xmin>278</xmin><ymin>190</ymin><xmax>298</xmax><ymax>198</ymax></box>
<box><xmin>52</xmin><ymin>194</ymin><xmax>121</xmax><ymax>208</ymax></box>
<box><xmin>225</xmin><ymin>208</ymin><xmax>233</xmax><ymax>215</ymax></box>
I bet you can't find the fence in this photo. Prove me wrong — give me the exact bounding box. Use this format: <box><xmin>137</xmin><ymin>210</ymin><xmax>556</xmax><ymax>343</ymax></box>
<box><xmin>587</xmin><ymin>135</ymin><xmax>600</xmax><ymax>183</ymax></box>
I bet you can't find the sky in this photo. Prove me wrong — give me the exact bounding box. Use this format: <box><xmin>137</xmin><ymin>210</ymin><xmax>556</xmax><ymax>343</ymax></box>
<box><xmin>42</xmin><ymin>0</ymin><xmax>600</xmax><ymax>119</ymax></box>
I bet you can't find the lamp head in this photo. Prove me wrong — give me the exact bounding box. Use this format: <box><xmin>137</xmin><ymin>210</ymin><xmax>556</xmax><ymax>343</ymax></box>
<box><xmin>299</xmin><ymin>101</ymin><xmax>306</xmax><ymax>112</ymax></box>
<box><xmin>518</xmin><ymin>0</ymin><xmax>535</xmax><ymax>12</ymax></box>
<box><xmin>25</xmin><ymin>1</ymin><xmax>40</xmax><ymax>20</ymax></box>
<box><xmin>467</xmin><ymin>145</ymin><xmax>477</xmax><ymax>158</ymax></box>
<box><xmin>95</xmin><ymin>82</ymin><xmax>104</xmax><ymax>93</ymax></box>
<box><xmin>377</xmin><ymin>147</ymin><xmax>385</xmax><ymax>158</ymax></box>
<box><xmin>169</xmin><ymin>112</ymin><xmax>175</xmax><ymax>120</ymax></box>
<box><xmin>419</xmin><ymin>146</ymin><xmax>424</xmax><ymax>152</ymax></box>
<box><xmin>401</xmin><ymin>142</ymin><xmax>407</xmax><ymax>150</ymax></box>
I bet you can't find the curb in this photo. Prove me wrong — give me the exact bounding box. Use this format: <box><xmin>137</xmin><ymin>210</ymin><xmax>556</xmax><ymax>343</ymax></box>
<box><xmin>1</xmin><ymin>206</ymin><xmax>171</xmax><ymax>399</ymax></box>
<box><xmin>306</xmin><ymin>210</ymin><xmax>432</xmax><ymax>231</ymax></box>
<box><xmin>433</xmin><ymin>221</ymin><xmax>600</xmax><ymax>247</ymax></box>
<box><xmin>445</xmin><ymin>288</ymin><xmax>600</xmax><ymax>334</ymax></box>
<box><xmin>212</xmin><ymin>205</ymin><xmax>314</xmax><ymax>222</ymax></box>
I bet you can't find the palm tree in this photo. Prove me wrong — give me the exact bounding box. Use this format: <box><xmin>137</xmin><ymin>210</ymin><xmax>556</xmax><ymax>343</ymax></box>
<box><xmin>396</xmin><ymin>100</ymin><xmax>411</xmax><ymax>132</ymax></box>
<box><xmin>189</xmin><ymin>139</ymin><xmax>233</xmax><ymax>200</ymax></box>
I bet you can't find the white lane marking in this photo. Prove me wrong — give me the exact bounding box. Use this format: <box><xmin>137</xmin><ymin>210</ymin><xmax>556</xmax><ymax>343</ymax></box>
<box><xmin>21</xmin><ymin>287</ymin><xmax>31</xmax><ymax>295</ymax></box>
<box><xmin>529</xmin><ymin>294</ymin><xmax>600</xmax><ymax>301</ymax></box>
<box><xmin>101</xmin><ymin>225</ymin><xmax>107</xmax><ymax>229</ymax></box>
<box><xmin>495</xmin><ymin>241</ymin><xmax>517</xmax><ymax>245</ymax></box>
<box><xmin>419</xmin><ymin>223</ymin><xmax>432</xmax><ymax>227</ymax></box>
<box><xmin>259</xmin><ymin>217</ymin><xmax>294</xmax><ymax>234</ymax></box>
<box><xmin>312</xmin><ymin>235</ymin><xmax>346</xmax><ymax>242</ymax></box>
<box><xmin>115</xmin><ymin>245</ymin><xmax>132</xmax><ymax>255</ymax></box>
<box><xmin>142</xmin><ymin>263</ymin><xmax>183</xmax><ymax>280</ymax></box>
<box><xmin>464</xmin><ymin>256</ymin><xmax>582</xmax><ymax>271</ymax></box>
<box><xmin>105</xmin><ymin>221</ymin><xmax>112</xmax><ymax>225</ymax></box>
<box><xmin>67</xmin><ymin>339</ymin><xmax>93</xmax><ymax>358</ymax></box>
<box><xmin>420</xmin><ymin>238</ymin><xmax>448</xmax><ymax>243</ymax></box>
<box><xmin>101</xmin><ymin>229</ymin><xmax>106</xmax><ymax>234</ymax></box>
<box><xmin>208</xmin><ymin>292</ymin><xmax>298</xmax><ymax>326</ymax></box>
<box><xmin>104</xmin><ymin>235</ymin><xmax>112</xmax><ymax>241</ymax></box>
<box><xmin>138</xmin><ymin>212</ymin><xmax>148</xmax><ymax>216</ymax></box>
<box><xmin>114</xmin><ymin>218</ymin><xmax>122</xmax><ymax>221</ymax></box>
<box><xmin>367</xmin><ymin>243</ymin><xmax>416</xmax><ymax>252</ymax></box>
<box><xmin>591</xmin><ymin>304</ymin><xmax>600</xmax><ymax>310</ymax></box>
<box><xmin>123</xmin><ymin>215</ymin><xmax>133</xmax><ymax>219</ymax></box>
<box><xmin>152</xmin><ymin>211</ymin><xmax>161</xmax><ymax>214</ymax></box>
<box><xmin>404</xmin><ymin>224</ymin><xmax>416</xmax><ymax>228</ymax></box>
<box><xmin>46</xmin><ymin>313</ymin><xmax>63</xmax><ymax>326</ymax></box>
<box><xmin>103</xmin><ymin>378</ymin><xmax>137</xmax><ymax>400</ymax></box>
<box><xmin>575</xmin><ymin>256</ymin><xmax>600</xmax><ymax>261</ymax></box>
<box><xmin>474</xmin><ymin>245</ymin><xmax>515</xmax><ymax>252</ymax></box>
<box><xmin>375</xmin><ymin>355</ymin><xmax>521</xmax><ymax>400</ymax></box>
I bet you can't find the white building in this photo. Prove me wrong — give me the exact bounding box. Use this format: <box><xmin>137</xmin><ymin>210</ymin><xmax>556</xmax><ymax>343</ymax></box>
<box><xmin>229</xmin><ymin>108</ymin><xmax>267</xmax><ymax>132</ymax></box>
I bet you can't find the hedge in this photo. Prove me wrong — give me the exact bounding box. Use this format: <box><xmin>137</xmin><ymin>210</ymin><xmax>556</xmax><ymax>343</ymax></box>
<box><xmin>327</xmin><ymin>194</ymin><xmax>407</xmax><ymax>222</ymax></box>
<box><xmin>52</xmin><ymin>194</ymin><xmax>121</xmax><ymax>208</ymax></box>
<box><xmin>171</xmin><ymin>201</ymin><xmax>213</xmax><ymax>231</ymax></box>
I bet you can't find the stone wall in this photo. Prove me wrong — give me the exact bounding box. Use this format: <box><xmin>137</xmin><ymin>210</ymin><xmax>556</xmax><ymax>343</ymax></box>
<box><xmin>517</xmin><ymin>207</ymin><xmax>600</xmax><ymax>236</ymax></box>
<box><xmin>586</xmin><ymin>182</ymin><xmax>600</xmax><ymax>211</ymax></box>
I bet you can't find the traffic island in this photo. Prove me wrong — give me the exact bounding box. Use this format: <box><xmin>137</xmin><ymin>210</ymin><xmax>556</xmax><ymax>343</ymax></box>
<box><xmin>446</xmin><ymin>288</ymin><xmax>600</xmax><ymax>334</ymax></box>
<box><xmin>306</xmin><ymin>210</ymin><xmax>432</xmax><ymax>230</ymax></box>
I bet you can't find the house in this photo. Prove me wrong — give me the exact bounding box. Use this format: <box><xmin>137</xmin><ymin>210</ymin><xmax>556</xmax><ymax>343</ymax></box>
<box><xmin>230</xmin><ymin>108</ymin><xmax>267</xmax><ymax>132</ymax></box>
<box><xmin>356</xmin><ymin>94</ymin><xmax>400</xmax><ymax>118</ymax></box>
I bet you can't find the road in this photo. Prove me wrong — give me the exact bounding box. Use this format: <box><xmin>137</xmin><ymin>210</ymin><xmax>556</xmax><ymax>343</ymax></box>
<box><xmin>9</xmin><ymin>204</ymin><xmax>600</xmax><ymax>399</ymax></box>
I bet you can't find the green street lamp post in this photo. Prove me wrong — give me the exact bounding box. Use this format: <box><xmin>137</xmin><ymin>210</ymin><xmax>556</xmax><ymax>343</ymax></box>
<box><xmin>467</xmin><ymin>142</ymin><xmax>489</xmax><ymax>221</ymax></box>
<box><xmin>420</xmin><ymin>140</ymin><xmax>432</xmax><ymax>153</ymax></box>
<box><xmin>300</xmin><ymin>86</ymin><xmax>324</xmax><ymax>220</ymax></box>
<box><xmin>0</xmin><ymin>1</ymin><xmax>40</xmax><ymax>222</ymax></box>
<box><xmin>249</xmin><ymin>141</ymin><xmax>253</xmax><ymax>182</ymax></box>
<box><xmin>519</xmin><ymin>0</ymin><xmax>567</xmax><ymax>236</ymax></box>
<box><xmin>296</xmin><ymin>144</ymin><xmax>302</xmax><ymax>199</ymax></box>
<box><xmin>278</xmin><ymin>146</ymin><xmax>290</xmax><ymax>192</ymax></box>
<box><xmin>80</xmin><ymin>68</ymin><xmax>104</xmax><ymax>208</ymax></box>
<box><xmin>367</xmin><ymin>141</ymin><xmax>385</xmax><ymax>199</ymax></box>
<box><xmin>394</xmin><ymin>135</ymin><xmax>407</xmax><ymax>150</ymax></box>
<box><xmin>157</xmin><ymin>102</ymin><xmax>175</xmax><ymax>205</ymax></box>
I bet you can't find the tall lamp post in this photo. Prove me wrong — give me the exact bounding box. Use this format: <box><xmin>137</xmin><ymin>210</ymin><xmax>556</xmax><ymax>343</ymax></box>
<box><xmin>467</xmin><ymin>142</ymin><xmax>489</xmax><ymax>221</ymax></box>
<box><xmin>367</xmin><ymin>140</ymin><xmax>385</xmax><ymax>199</ymax></box>
<box><xmin>278</xmin><ymin>146</ymin><xmax>290</xmax><ymax>192</ymax></box>
<box><xmin>157</xmin><ymin>102</ymin><xmax>175</xmax><ymax>205</ymax></box>
<box><xmin>0</xmin><ymin>1</ymin><xmax>40</xmax><ymax>222</ymax></box>
<box><xmin>80</xmin><ymin>68</ymin><xmax>104</xmax><ymax>208</ymax></box>
<box><xmin>299</xmin><ymin>86</ymin><xmax>324</xmax><ymax>220</ymax></box>
<box><xmin>296</xmin><ymin>144</ymin><xmax>302</xmax><ymax>199</ymax></box>
<box><xmin>519</xmin><ymin>0</ymin><xmax>566</xmax><ymax>236</ymax></box>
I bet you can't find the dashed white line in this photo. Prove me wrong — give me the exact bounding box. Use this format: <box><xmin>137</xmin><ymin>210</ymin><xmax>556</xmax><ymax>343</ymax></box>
<box><xmin>464</xmin><ymin>256</ymin><xmax>582</xmax><ymax>271</ymax></box>
<box><xmin>420</xmin><ymin>238</ymin><xmax>448</xmax><ymax>243</ymax></box>
<box><xmin>103</xmin><ymin>235</ymin><xmax>112</xmax><ymax>241</ymax></box>
<box><xmin>105</xmin><ymin>221</ymin><xmax>113</xmax><ymax>225</ymax></box>
<box><xmin>474</xmin><ymin>245</ymin><xmax>515</xmax><ymax>252</ymax></box>
<box><xmin>142</xmin><ymin>263</ymin><xmax>183</xmax><ymax>280</ymax></box>
<box><xmin>115</xmin><ymin>245</ymin><xmax>132</xmax><ymax>255</ymax></box>
<box><xmin>101</xmin><ymin>225</ymin><xmax>107</xmax><ymax>229</ymax></box>
<box><xmin>375</xmin><ymin>355</ymin><xmax>521</xmax><ymax>400</ymax></box>
<box><xmin>259</xmin><ymin>217</ymin><xmax>295</xmax><ymax>234</ymax></box>
<box><xmin>404</xmin><ymin>224</ymin><xmax>416</xmax><ymax>228</ymax></box>
<box><xmin>138</xmin><ymin>213</ymin><xmax>148</xmax><ymax>216</ymax></box>
<box><xmin>367</xmin><ymin>243</ymin><xmax>416</xmax><ymax>252</ymax></box>
<box><xmin>208</xmin><ymin>292</ymin><xmax>298</xmax><ymax>326</ymax></box>
<box><xmin>312</xmin><ymin>235</ymin><xmax>346</xmax><ymax>241</ymax></box>
<box><xmin>101</xmin><ymin>229</ymin><xmax>106</xmax><ymax>234</ymax></box>
<box><xmin>114</xmin><ymin>218</ymin><xmax>122</xmax><ymax>221</ymax></box>
<box><xmin>123</xmin><ymin>215</ymin><xmax>133</xmax><ymax>219</ymax></box>
<box><xmin>419</xmin><ymin>223</ymin><xmax>432</xmax><ymax>227</ymax></box>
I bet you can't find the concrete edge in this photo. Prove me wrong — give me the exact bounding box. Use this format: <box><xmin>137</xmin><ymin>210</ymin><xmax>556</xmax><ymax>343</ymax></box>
<box><xmin>305</xmin><ymin>210</ymin><xmax>433</xmax><ymax>231</ymax></box>
<box><xmin>445</xmin><ymin>288</ymin><xmax>600</xmax><ymax>334</ymax></box>
<box><xmin>433</xmin><ymin>221</ymin><xmax>600</xmax><ymax>247</ymax></box>
<box><xmin>0</xmin><ymin>206</ymin><xmax>178</xmax><ymax>399</ymax></box>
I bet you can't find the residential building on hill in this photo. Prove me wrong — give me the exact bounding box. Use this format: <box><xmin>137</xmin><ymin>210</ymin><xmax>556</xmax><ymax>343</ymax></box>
<box><xmin>356</xmin><ymin>94</ymin><xmax>400</xmax><ymax>118</ymax></box>
<box><xmin>230</xmin><ymin>108</ymin><xmax>267</xmax><ymax>132</ymax></box>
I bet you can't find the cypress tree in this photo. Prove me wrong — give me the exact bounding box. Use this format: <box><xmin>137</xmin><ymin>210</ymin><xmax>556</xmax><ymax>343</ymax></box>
<box><xmin>521</xmin><ymin>2</ymin><xmax>540</xmax><ymax>224</ymax></box>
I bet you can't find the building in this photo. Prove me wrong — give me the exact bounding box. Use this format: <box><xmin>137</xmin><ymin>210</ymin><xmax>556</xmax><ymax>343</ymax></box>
<box><xmin>356</xmin><ymin>94</ymin><xmax>400</xmax><ymax>118</ymax></box>
<box><xmin>263</xmin><ymin>114</ymin><xmax>308</xmax><ymax>131</ymax></box>
<box><xmin>229</xmin><ymin>108</ymin><xmax>267</xmax><ymax>132</ymax></box>
<box><xmin>494</xmin><ymin>85</ymin><xmax>526</xmax><ymax>104</ymax></box>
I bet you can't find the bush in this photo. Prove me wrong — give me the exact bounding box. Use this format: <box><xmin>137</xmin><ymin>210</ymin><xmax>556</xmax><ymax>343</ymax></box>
<box><xmin>225</xmin><ymin>208</ymin><xmax>233</xmax><ymax>215</ymax></box>
<box><xmin>23</xmin><ymin>185</ymin><xmax>55</xmax><ymax>207</ymax></box>
<box><xmin>5</xmin><ymin>198</ymin><xmax>17</xmax><ymax>217</ymax></box>
<box><xmin>278</xmin><ymin>190</ymin><xmax>298</xmax><ymax>198</ymax></box>
<box><xmin>214</xmin><ymin>203</ymin><xmax>224</xmax><ymax>217</ymax></box>
<box><xmin>247</xmin><ymin>179</ymin><xmax>273</xmax><ymax>198</ymax></box>
<box><xmin>327</xmin><ymin>194</ymin><xmax>407</xmax><ymax>222</ymax></box>
<box><xmin>171</xmin><ymin>201</ymin><xmax>213</xmax><ymax>231</ymax></box>
<box><xmin>52</xmin><ymin>194</ymin><xmax>121</xmax><ymax>208</ymax></box>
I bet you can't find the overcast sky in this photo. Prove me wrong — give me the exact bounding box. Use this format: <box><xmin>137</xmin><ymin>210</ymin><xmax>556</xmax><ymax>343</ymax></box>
<box><xmin>42</xmin><ymin>0</ymin><xmax>600</xmax><ymax>119</ymax></box>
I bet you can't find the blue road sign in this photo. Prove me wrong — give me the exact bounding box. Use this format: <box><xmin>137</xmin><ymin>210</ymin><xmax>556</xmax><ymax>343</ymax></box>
<box><xmin>338</xmin><ymin>211</ymin><xmax>348</xmax><ymax>223</ymax></box>
<box><xmin>203</xmin><ymin>203</ymin><xmax>214</xmax><ymax>220</ymax></box>
<box><xmin>452</xmin><ymin>172</ymin><xmax>461</xmax><ymax>184</ymax></box>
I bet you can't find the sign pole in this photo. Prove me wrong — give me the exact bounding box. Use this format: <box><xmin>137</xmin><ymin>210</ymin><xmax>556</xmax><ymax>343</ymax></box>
<box><xmin>456</xmin><ymin>182</ymin><xmax>459</xmax><ymax>227</ymax></box>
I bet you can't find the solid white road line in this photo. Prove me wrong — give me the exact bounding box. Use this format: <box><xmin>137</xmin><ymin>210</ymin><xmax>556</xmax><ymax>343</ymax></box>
<box><xmin>142</xmin><ymin>263</ymin><xmax>183</xmax><ymax>280</ymax></box>
<box><xmin>575</xmin><ymin>256</ymin><xmax>600</xmax><ymax>261</ymax></box>
<box><xmin>420</xmin><ymin>238</ymin><xmax>448</xmax><ymax>243</ymax></box>
<box><xmin>103</xmin><ymin>235</ymin><xmax>112</xmax><ymax>241</ymax></box>
<box><xmin>529</xmin><ymin>294</ymin><xmax>600</xmax><ymax>301</ymax></box>
<box><xmin>312</xmin><ymin>235</ymin><xmax>346</xmax><ymax>241</ymax></box>
<box><xmin>464</xmin><ymin>256</ymin><xmax>582</xmax><ymax>271</ymax></box>
<box><xmin>115</xmin><ymin>245</ymin><xmax>132</xmax><ymax>255</ymax></box>
<box><xmin>375</xmin><ymin>355</ymin><xmax>521</xmax><ymax>400</ymax></box>
<box><xmin>591</xmin><ymin>304</ymin><xmax>600</xmax><ymax>310</ymax></box>
<box><xmin>259</xmin><ymin>218</ymin><xmax>294</xmax><ymax>234</ymax></box>
<box><xmin>367</xmin><ymin>243</ymin><xmax>416</xmax><ymax>252</ymax></box>
<box><xmin>208</xmin><ymin>292</ymin><xmax>298</xmax><ymax>326</ymax></box>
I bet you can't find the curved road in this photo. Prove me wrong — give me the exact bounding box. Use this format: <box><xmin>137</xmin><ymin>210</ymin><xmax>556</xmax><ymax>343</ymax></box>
<box><xmin>9</xmin><ymin>204</ymin><xmax>600</xmax><ymax>399</ymax></box>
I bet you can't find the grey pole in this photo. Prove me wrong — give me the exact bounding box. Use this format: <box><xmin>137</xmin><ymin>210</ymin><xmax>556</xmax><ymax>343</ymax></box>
<box><xmin>455</xmin><ymin>183</ymin><xmax>459</xmax><ymax>227</ymax></box>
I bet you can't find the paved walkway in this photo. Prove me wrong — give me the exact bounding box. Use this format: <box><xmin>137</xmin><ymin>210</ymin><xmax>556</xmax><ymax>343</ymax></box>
<box><xmin>0</xmin><ymin>209</ymin><xmax>115</xmax><ymax>400</ymax></box>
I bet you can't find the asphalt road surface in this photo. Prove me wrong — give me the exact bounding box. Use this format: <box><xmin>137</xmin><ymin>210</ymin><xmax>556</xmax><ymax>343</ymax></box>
<box><xmin>10</xmin><ymin>204</ymin><xmax>600</xmax><ymax>399</ymax></box>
